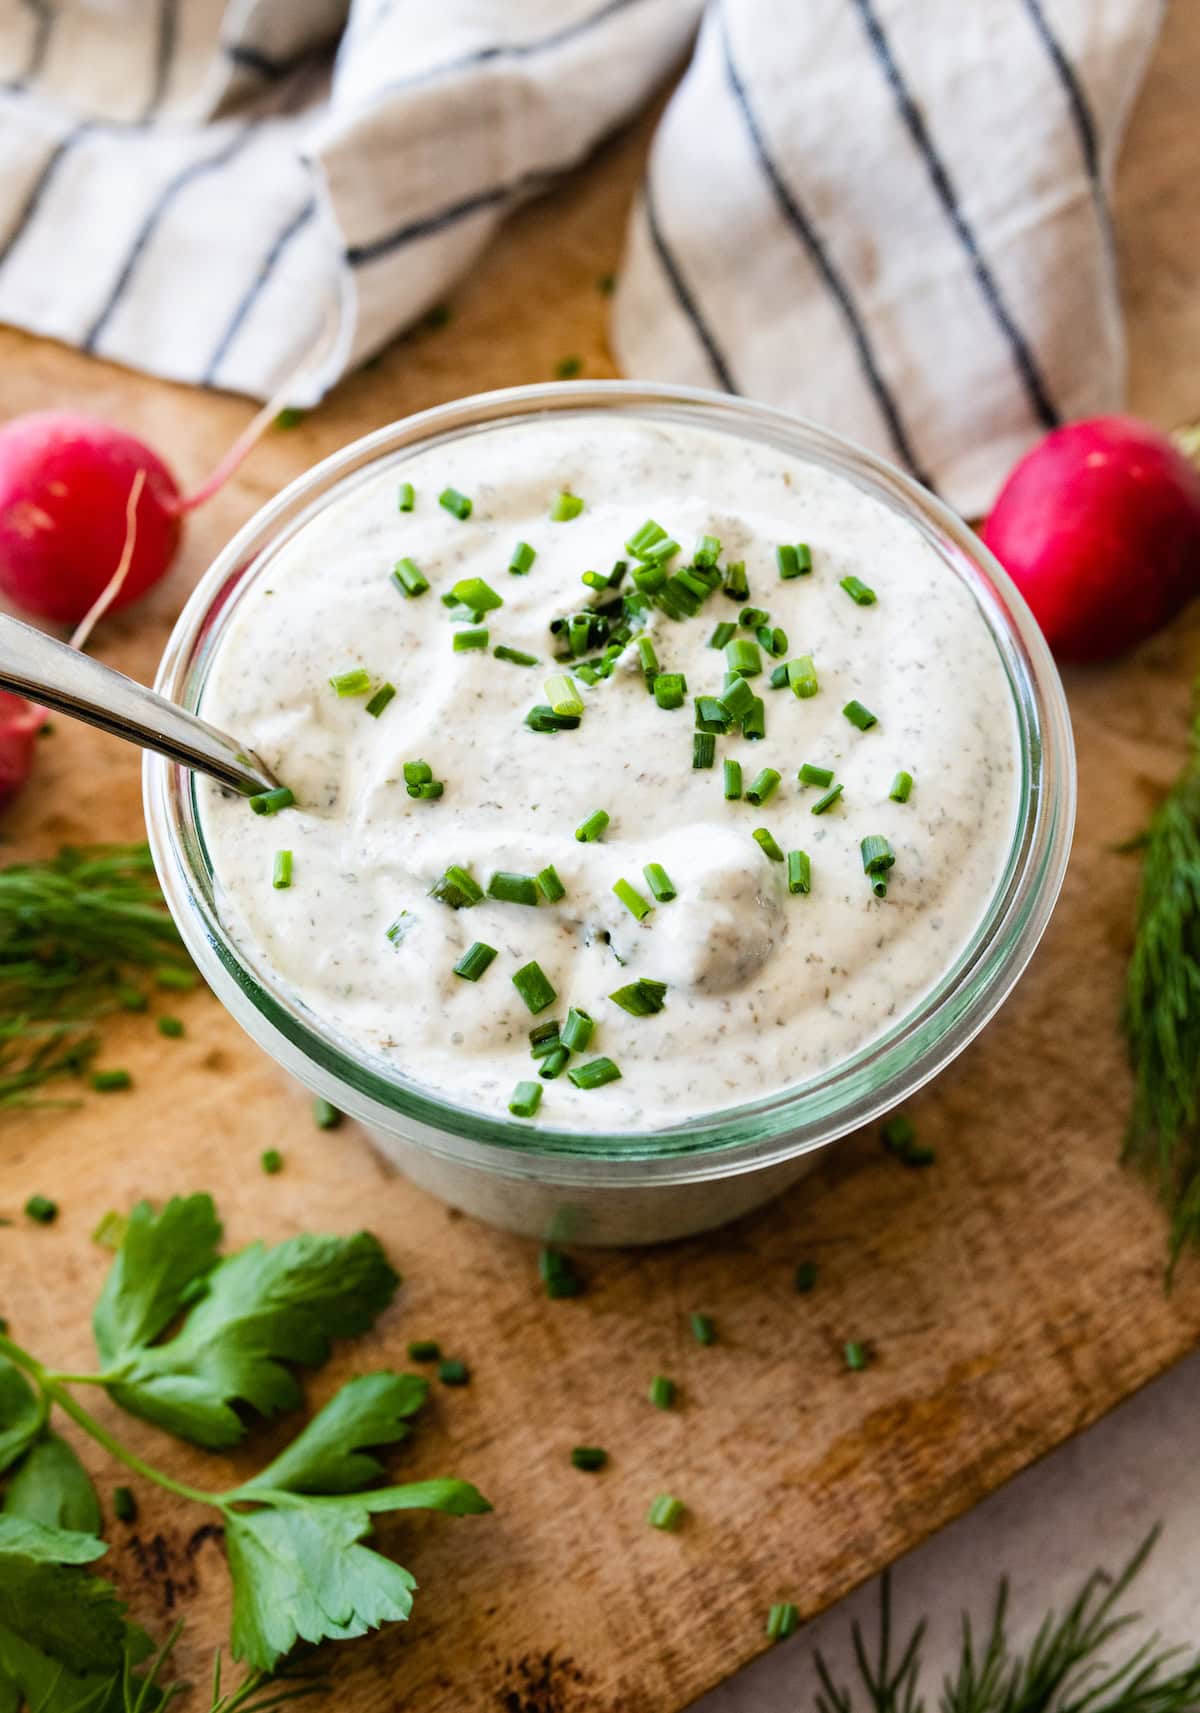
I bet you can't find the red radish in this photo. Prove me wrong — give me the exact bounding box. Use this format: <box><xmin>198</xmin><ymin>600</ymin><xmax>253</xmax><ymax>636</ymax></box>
<box><xmin>0</xmin><ymin>412</ymin><xmax>182</xmax><ymax>626</ymax></box>
<box><xmin>983</xmin><ymin>415</ymin><xmax>1200</xmax><ymax>662</ymax></box>
<box><xmin>0</xmin><ymin>691</ymin><xmax>45</xmax><ymax>804</ymax></box>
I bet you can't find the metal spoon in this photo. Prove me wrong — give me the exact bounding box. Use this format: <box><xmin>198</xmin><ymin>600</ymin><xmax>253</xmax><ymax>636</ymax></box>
<box><xmin>0</xmin><ymin>612</ymin><xmax>278</xmax><ymax>796</ymax></box>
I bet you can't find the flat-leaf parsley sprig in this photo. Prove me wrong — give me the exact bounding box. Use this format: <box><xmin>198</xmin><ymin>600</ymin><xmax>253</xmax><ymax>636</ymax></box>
<box><xmin>0</xmin><ymin>1194</ymin><xmax>490</xmax><ymax>1683</ymax></box>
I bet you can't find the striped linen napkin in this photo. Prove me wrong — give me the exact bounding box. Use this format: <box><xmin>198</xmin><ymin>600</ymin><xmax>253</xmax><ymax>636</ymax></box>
<box><xmin>0</xmin><ymin>0</ymin><xmax>1163</xmax><ymax>512</ymax></box>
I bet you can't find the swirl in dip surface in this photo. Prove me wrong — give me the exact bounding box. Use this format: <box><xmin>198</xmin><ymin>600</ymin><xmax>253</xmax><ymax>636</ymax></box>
<box><xmin>197</xmin><ymin>414</ymin><xmax>1020</xmax><ymax>1132</ymax></box>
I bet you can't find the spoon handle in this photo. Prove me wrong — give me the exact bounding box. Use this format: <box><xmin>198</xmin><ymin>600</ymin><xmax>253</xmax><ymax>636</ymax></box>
<box><xmin>0</xmin><ymin>614</ymin><xmax>278</xmax><ymax>796</ymax></box>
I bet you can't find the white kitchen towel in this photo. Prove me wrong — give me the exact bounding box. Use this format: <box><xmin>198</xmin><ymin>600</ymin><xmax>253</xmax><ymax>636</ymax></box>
<box><xmin>0</xmin><ymin>0</ymin><xmax>1164</xmax><ymax>513</ymax></box>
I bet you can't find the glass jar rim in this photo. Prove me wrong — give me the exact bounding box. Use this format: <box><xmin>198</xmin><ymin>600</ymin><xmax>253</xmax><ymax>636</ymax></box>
<box><xmin>145</xmin><ymin>379</ymin><xmax>1075</xmax><ymax>1184</ymax></box>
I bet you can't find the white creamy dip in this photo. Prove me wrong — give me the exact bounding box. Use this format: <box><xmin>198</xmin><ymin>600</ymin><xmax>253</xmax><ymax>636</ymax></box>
<box><xmin>197</xmin><ymin>414</ymin><xmax>1019</xmax><ymax>1132</ymax></box>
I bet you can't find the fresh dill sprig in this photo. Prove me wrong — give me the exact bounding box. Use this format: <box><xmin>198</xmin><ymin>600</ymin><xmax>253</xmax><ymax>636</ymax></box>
<box><xmin>812</xmin><ymin>1529</ymin><xmax>1200</xmax><ymax>1713</ymax></box>
<box><xmin>0</xmin><ymin>843</ymin><xmax>188</xmax><ymax>1108</ymax></box>
<box><xmin>1122</xmin><ymin>699</ymin><xmax>1200</xmax><ymax>1276</ymax></box>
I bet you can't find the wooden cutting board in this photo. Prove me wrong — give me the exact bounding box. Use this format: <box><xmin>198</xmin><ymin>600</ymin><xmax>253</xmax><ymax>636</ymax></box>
<box><xmin>4</xmin><ymin>10</ymin><xmax>1200</xmax><ymax>1709</ymax></box>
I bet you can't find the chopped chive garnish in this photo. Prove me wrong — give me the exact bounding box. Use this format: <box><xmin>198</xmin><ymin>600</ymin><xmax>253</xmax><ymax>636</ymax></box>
<box><xmin>439</xmin><ymin>486</ymin><xmax>472</xmax><ymax>520</ymax></box>
<box><xmin>392</xmin><ymin>556</ymin><xmax>429</xmax><ymax>597</ymax></box>
<box><xmin>717</xmin><ymin>676</ymin><xmax>755</xmax><ymax>722</ymax></box>
<box><xmin>787</xmin><ymin>850</ymin><xmax>812</xmax><ymax>895</ymax></box>
<box><xmin>690</xmin><ymin>1312</ymin><xmax>716</xmax><ymax>1346</ymax></box>
<box><xmin>545</xmin><ymin>673</ymin><xmax>584</xmax><ymax>716</ymax></box>
<box><xmin>408</xmin><ymin>1339</ymin><xmax>441</xmax><ymax>1361</ymax></box>
<box><xmin>571</xmin><ymin>1446</ymin><xmax>608</xmax><ymax>1472</ymax></box>
<box><xmin>636</xmin><ymin>636</ymin><xmax>660</xmax><ymax>683</ymax></box>
<box><xmin>643</xmin><ymin>862</ymin><xmax>677</xmax><ymax>902</ymax></box>
<box><xmin>398</xmin><ymin>482</ymin><xmax>415</xmax><ymax>512</ymax></box>
<box><xmin>844</xmin><ymin>1341</ymin><xmax>870</xmax><ymax>1372</ymax></box>
<box><xmin>709</xmin><ymin>621</ymin><xmax>736</xmax><ymax>649</ymax></box>
<box><xmin>799</xmin><ymin>762</ymin><xmax>834</xmax><ymax>787</ymax></box>
<box><xmin>581</xmin><ymin>570</ymin><xmax>609</xmax><ymax>591</ymax></box>
<box><xmin>795</xmin><ymin>1260</ymin><xmax>818</xmax><ymax>1293</ymax></box>
<box><xmin>693</xmin><ymin>533</ymin><xmax>722</xmax><ymax>567</ymax></box>
<box><xmin>403</xmin><ymin>759</ymin><xmax>432</xmax><ymax>787</ymax></box>
<box><xmin>313</xmin><ymin>1097</ymin><xmax>342</xmax><ymax>1129</ymax></box>
<box><xmin>448</xmin><ymin>575</ymin><xmax>502</xmax><ymax>614</ymax></box>
<box><xmin>540</xmin><ymin>1246</ymin><xmax>585</xmax><ymax>1299</ymax></box>
<box><xmin>648</xmin><ymin>1375</ymin><xmax>676</xmax><ymax>1410</ymax></box>
<box><xmin>555</xmin><ymin>354</ymin><xmax>583</xmax><ymax>378</ymax></box>
<box><xmin>840</xmin><ymin>574</ymin><xmax>877</xmax><ymax>605</ymax></box>
<box><xmin>568</xmin><ymin>1056</ymin><xmax>622</xmax><ymax>1089</ymax></box>
<box><xmin>575</xmin><ymin>808</ymin><xmax>610</xmax><ymax>842</ymax></box>
<box><xmin>453</xmin><ymin>627</ymin><xmax>489</xmax><ymax>651</ymax></box>
<box><xmin>725</xmin><ymin>638</ymin><xmax>761</xmax><ymax>677</ymax></box>
<box><xmin>693</xmin><ymin>732</ymin><xmax>716</xmax><ymax>769</ymax></box>
<box><xmin>249</xmin><ymin>785</ymin><xmax>295</xmax><ymax>816</ymax></box>
<box><xmin>724</xmin><ymin>758</ymin><xmax>743</xmax><ymax>800</ymax></box>
<box><xmin>386</xmin><ymin>911</ymin><xmax>415</xmax><ymax>946</ymax></box>
<box><xmin>613</xmin><ymin>878</ymin><xmax>653</xmax><ymax>921</ymax></box>
<box><xmin>24</xmin><ymin>1193</ymin><xmax>57</xmax><ymax>1224</ymax></box>
<box><xmin>626</xmin><ymin>518</ymin><xmax>668</xmax><ymax>558</ymax></box>
<box><xmin>261</xmin><ymin>1148</ymin><xmax>283</xmax><ymax>1175</ymax></box>
<box><xmin>695</xmin><ymin>695</ymin><xmax>731</xmax><ymax>733</ymax></box>
<box><xmin>529</xmin><ymin>1020</ymin><xmax>561</xmax><ymax>1056</ymax></box>
<box><xmin>512</xmin><ymin>960</ymin><xmax>557</xmax><ymax>1014</ymax></box>
<box><xmin>738</xmin><ymin>606</ymin><xmax>769</xmax><ymax>630</ymax></box>
<box><xmin>508</xmin><ymin>540</ymin><xmax>536</xmax><ymax>574</ymax></box>
<box><xmin>654</xmin><ymin>672</ymin><xmax>687</xmax><ymax>710</ymax></box>
<box><xmin>537</xmin><ymin>864</ymin><xmax>566</xmax><ymax>902</ymax></box>
<box><xmin>430</xmin><ymin>865</ymin><xmax>483</xmax><ymax>908</ymax></box>
<box><xmin>116</xmin><ymin>986</ymin><xmax>147</xmax><ymax>1012</ymax></box>
<box><xmin>365</xmin><ymin>683</ymin><xmax>396</xmax><ymax>717</ymax></box>
<box><xmin>157</xmin><ymin>1016</ymin><xmax>184</xmax><ymax>1038</ymax></box>
<box><xmin>91</xmin><ymin>1069</ymin><xmax>131</xmax><ymax>1093</ymax></box>
<box><xmin>488</xmin><ymin>871</ymin><xmax>540</xmax><ymax>906</ymax></box>
<box><xmin>787</xmin><ymin>655</ymin><xmax>819</xmax><ymax>698</ymax></box>
<box><xmin>742</xmin><ymin>696</ymin><xmax>766</xmax><ymax>741</ymax></box>
<box><xmin>272</xmin><ymin>850</ymin><xmax>293</xmax><ymax>890</ymax></box>
<box><xmin>495</xmin><ymin>644</ymin><xmax>540</xmax><ymax>667</ymax></box>
<box><xmin>329</xmin><ymin>668</ymin><xmax>372</xmax><ymax>697</ymax></box>
<box><xmin>768</xmin><ymin>663</ymin><xmax>789</xmax><ymax>690</ymax></box>
<box><xmin>561</xmin><ymin>1007</ymin><xmax>595</xmax><ymax>1052</ymax></box>
<box><xmin>861</xmin><ymin>835</ymin><xmax>896</xmax><ymax>897</ymax></box>
<box><xmin>550</xmin><ymin>490</ymin><xmax>585</xmax><ymax>521</ymax></box>
<box><xmin>811</xmin><ymin>783</ymin><xmax>844</xmax><ymax>816</ymax></box>
<box><xmin>776</xmin><ymin>544</ymin><xmax>801</xmax><ymax>579</ymax></box>
<box><xmin>890</xmin><ymin>770</ymin><xmax>914</xmax><ymax>803</ymax></box>
<box><xmin>745</xmin><ymin>767</ymin><xmax>781</xmax><ymax>807</ymax></box>
<box><xmin>538</xmin><ymin>1044</ymin><xmax>570</xmax><ymax>1080</ymax></box>
<box><xmin>767</xmin><ymin>1603</ymin><xmax>799</xmax><ymax>1641</ymax></box>
<box><xmin>409</xmin><ymin>781</ymin><xmax>444</xmax><ymax>800</ymax></box>
<box><xmin>723</xmin><ymin>560</ymin><xmax>748</xmax><ymax>601</ymax></box>
<box><xmin>509</xmin><ymin>1079</ymin><xmax>543</xmax><ymax>1118</ymax></box>
<box><xmin>438</xmin><ymin>1358</ymin><xmax>470</xmax><ymax>1386</ymax></box>
<box><xmin>609</xmin><ymin>977</ymin><xmax>667</xmax><ymax>1016</ymax></box>
<box><xmin>753</xmin><ymin>827</ymin><xmax>784</xmax><ymax>862</ymax></box>
<box><xmin>647</xmin><ymin>1494</ymin><xmax>684</xmax><ymax>1532</ymax></box>
<box><xmin>525</xmin><ymin>704</ymin><xmax>581</xmax><ymax>732</ymax></box>
<box><xmin>454</xmin><ymin>940</ymin><xmax>498</xmax><ymax>981</ymax></box>
<box><xmin>758</xmin><ymin>625</ymin><xmax>788</xmax><ymax>658</ymax></box>
<box><xmin>633</xmin><ymin>563</ymin><xmax>668</xmax><ymax>595</ymax></box>
<box><xmin>843</xmin><ymin>698</ymin><xmax>878</xmax><ymax>731</ymax></box>
<box><xmin>113</xmin><ymin>1486</ymin><xmax>138</xmax><ymax>1523</ymax></box>
<box><xmin>883</xmin><ymin>1114</ymin><xmax>936</xmax><ymax>1167</ymax></box>
<box><xmin>156</xmin><ymin>966</ymin><xmax>197</xmax><ymax>991</ymax></box>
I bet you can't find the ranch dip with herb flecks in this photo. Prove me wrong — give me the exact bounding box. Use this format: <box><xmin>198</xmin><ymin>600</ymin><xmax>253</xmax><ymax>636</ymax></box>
<box><xmin>196</xmin><ymin>413</ymin><xmax>1020</xmax><ymax>1131</ymax></box>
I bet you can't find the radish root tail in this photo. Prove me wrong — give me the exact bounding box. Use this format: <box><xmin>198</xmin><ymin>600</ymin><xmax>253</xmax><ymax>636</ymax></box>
<box><xmin>69</xmin><ymin>467</ymin><xmax>146</xmax><ymax>652</ymax></box>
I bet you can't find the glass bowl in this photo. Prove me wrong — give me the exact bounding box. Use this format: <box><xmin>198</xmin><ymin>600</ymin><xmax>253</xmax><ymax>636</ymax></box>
<box><xmin>145</xmin><ymin>381</ymin><xmax>1075</xmax><ymax>1245</ymax></box>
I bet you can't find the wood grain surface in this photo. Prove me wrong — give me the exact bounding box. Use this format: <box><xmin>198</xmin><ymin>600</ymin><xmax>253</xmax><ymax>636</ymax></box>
<box><xmin>3</xmin><ymin>9</ymin><xmax>1200</xmax><ymax>1711</ymax></box>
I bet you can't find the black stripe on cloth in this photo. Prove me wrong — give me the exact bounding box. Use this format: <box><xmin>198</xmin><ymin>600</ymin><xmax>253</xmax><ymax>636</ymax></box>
<box><xmin>202</xmin><ymin>195</ymin><xmax>318</xmax><ymax>385</ymax></box>
<box><xmin>223</xmin><ymin>37</ymin><xmax>336</xmax><ymax>80</ymax></box>
<box><xmin>83</xmin><ymin>125</ymin><xmax>257</xmax><ymax>351</ymax></box>
<box><xmin>718</xmin><ymin>5</ymin><xmax>932</xmax><ymax>487</ymax></box>
<box><xmin>0</xmin><ymin>119</ymin><xmax>90</xmax><ymax>271</ymax></box>
<box><xmin>849</xmin><ymin>0</ymin><xmax>1059</xmax><ymax>430</ymax></box>
<box><xmin>142</xmin><ymin>0</ymin><xmax>180</xmax><ymax>120</ymax></box>
<box><xmin>345</xmin><ymin>169</ymin><xmax>550</xmax><ymax>267</ymax></box>
<box><xmin>1018</xmin><ymin>0</ymin><xmax>1099</xmax><ymax>182</ymax></box>
<box><xmin>363</xmin><ymin>0</ymin><xmax>645</xmax><ymax>103</ymax></box>
<box><xmin>643</xmin><ymin>174</ymin><xmax>736</xmax><ymax>393</ymax></box>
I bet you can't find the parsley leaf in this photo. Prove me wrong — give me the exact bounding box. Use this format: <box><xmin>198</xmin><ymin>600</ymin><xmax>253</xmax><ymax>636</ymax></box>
<box><xmin>232</xmin><ymin>1371</ymin><xmax>429</xmax><ymax>1497</ymax></box>
<box><xmin>0</xmin><ymin>1364</ymin><xmax>41</xmax><ymax>1476</ymax></box>
<box><xmin>92</xmin><ymin>1192</ymin><xmax>222</xmax><ymax>1367</ymax></box>
<box><xmin>2</xmin><ymin>1433</ymin><xmax>101</xmax><ymax>1534</ymax></box>
<box><xmin>0</xmin><ymin>1517</ymin><xmax>153</xmax><ymax>1713</ymax></box>
<box><xmin>225</xmin><ymin>1481</ymin><xmax>490</xmax><ymax>1669</ymax></box>
<box><xmin>101</xmin><ymin>1226</ymin><xmax>399</xmax><ymax>1448</ymax></box>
